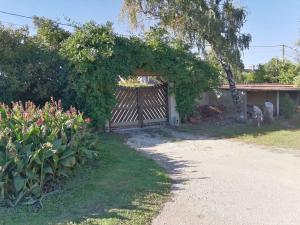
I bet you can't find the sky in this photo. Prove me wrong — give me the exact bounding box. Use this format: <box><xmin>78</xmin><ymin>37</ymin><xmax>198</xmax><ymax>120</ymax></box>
<box><xmin>0</xmin><ymin>0</ymin><xmax>299</xmax><ymax>68</ymax></box>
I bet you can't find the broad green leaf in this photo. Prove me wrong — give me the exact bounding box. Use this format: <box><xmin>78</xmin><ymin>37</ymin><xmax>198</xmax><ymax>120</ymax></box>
<box><xmin>30</xmin><ymin>149</ymin><xmax>42</xmax><ymax>165</ymax></box>
<box><xmin>30</xmin><ymin>183</ymin><xmax>42</xmax><ymax>197</ymax></box>
<box><xmin>44</xmin><ymin>166</ymin><xmax>53</xmax><ymax>174</ymax></box>
<box><xmin>23</xmin><ymin>143</ymin><xmax>33</xmax><ymax>155</ymax></box>
<box><xmin>57</xmin><ymin>170</ymin><xmax>69</xmax><ymax>177</ymax></box>
<box><xmin>60</xmin><ymin>156</ymin><xmax>76</xmax><ymax>167</ymax></box>
<box><xmin>53</xmin><ymin>139</ymin><xmax>62</xmax><ymax>150</ymax></box>
<box><xmin>60</xmin><ymin>150</ymin><xmax>75</xmax><ymax>160</ymax></box>
<box><xmin>0</xmin><ymin>151</ymin><xmax>6</xmax><ymax>166</ymax></box>
<box><xmin>22</xmin><ymin>198</ymin><xmax>38</xmax><ymax>205</ymax></box>
<box><xmin>43</xmin><ymin>150</ymin><xmax>54</xmax><ymax>160</ymax></box>
<box><xmin>0</xmin><ymin>161</ymin><xmax>11</xmax><ymax>173</ymax></box>
<box><xmin>0</xmin><ymin>107</ymin><xmax>7</xmax><ymax>120</ymax></box>
<box><xmin>14</xmin><ymin>176</ymin><xmax>25</xmax><ymax>193</ymax></box>
<box><xmin>25</xmin><ymin>169</ymin><xmax>37</xmax><ymax>179</ymax></box>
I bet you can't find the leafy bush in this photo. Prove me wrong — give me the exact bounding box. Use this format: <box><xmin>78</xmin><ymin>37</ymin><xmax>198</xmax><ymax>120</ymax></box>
<box><xmin>293</xmin><ymin>75</ymin><xmax>300</xmax><ymax>88</ymax></box>
<box><xmin>280</xmin><ymin>94</ymin><xmax>295</xmax><ymax>118</ymax></box>
<box><xmin>0</xmin><ymin>99</ymin><xmax>99</xmax><ymax>207</ymax></box>
<box><xmin>0</xmin><ymin>20</ymin><xmax>70</xmax><ymax>105</ymax></box>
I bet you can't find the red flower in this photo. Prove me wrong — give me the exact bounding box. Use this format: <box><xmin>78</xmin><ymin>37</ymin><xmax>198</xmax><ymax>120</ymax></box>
<box><xmin>36</xmin><ymin>118</ymin><xmax>44</xmax><ymax>126</ymax></box>
<box><xmin>84</xmin><ymin>118</ymin><xmax>92</xmax><ymax>123</ymax></box>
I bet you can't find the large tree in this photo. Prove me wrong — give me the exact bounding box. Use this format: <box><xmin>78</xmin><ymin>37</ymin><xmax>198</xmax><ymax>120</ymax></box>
<box><xmin>122</xmin><ymin>0</ymin><xmax>251</xmax><ymax>119</ymax></box>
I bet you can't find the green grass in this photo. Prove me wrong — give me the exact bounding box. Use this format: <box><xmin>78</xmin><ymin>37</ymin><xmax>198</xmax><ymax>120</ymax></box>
<box><xmin>180</xmin><ymin>116</ymin><xmax>300</xmax><ymax>149</ymax></box>
<box><xmin>0</xmin><ymin>134</ymin><xmax>171</xmax><ymax>225</ymax></box>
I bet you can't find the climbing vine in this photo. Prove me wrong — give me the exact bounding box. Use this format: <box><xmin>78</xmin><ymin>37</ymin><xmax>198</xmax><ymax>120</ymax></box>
<box><xmin>61</xmin><ymin>23</ymin><xmax>219</xmax><ymax>126</ymax></box>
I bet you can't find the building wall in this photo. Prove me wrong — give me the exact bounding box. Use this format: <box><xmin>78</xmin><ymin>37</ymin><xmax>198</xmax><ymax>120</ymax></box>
<box><xmin>196</xmin><ymin>92</ymin><xmax>210</xmax><ymax>106</ymax></box>
<box><xmin>196</xmin><ymin>90</ymin><xmax>247</xmax><ymax>118</ymax></box>
<box><xmin>287</xmin><ymin>92</ymin><xmax>299</xmax><ymax>105</ymax></box>
<box><xmin>247</xmin><ymin>91</ymin><xmax>277</xmax><ymax>108</ymax></box>
<box><xmin>247</xmin><ymin>91</ymin><xmax>300</xmax><ymax>116</ymax></box>
<box><xmin>212</xmin><ymin>90</ymin><xmax>237</xmax><ymax>109</ymax></box>
<box><xmin>197</xmin><ymin>90</ymin><xmax>300</xmax><ymax>117</ymax></box>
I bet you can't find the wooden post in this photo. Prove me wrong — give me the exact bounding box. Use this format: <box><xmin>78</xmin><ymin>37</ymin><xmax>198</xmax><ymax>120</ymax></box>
<box><xmin>243</xmin><ymin>91</ymin><xmax>248</xmax><ymax>120</ymax></box>
<box><xmin>137</xmin><ymin>88</ymin><xmax>143</xmax><ymax>128</ymax></box>
<box><xmin>165</xmin><ymin>83</ymin><xmax>169</xmax><ymax>123</ymax></box>
<box><xmin>107</xmin><ymin>120</ymin><xmax>112</xmax><ymax>132</ymax></box>
<box><xmin>276</xmin><ymin>91</ymin><xmax>280</xmax><ymax>118</ymax></box>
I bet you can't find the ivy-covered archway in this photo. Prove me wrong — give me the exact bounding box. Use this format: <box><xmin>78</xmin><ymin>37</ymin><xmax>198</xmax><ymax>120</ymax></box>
<box><xmin>61</xmin><ymin>22</ymin><xmax>219</xmax><ymax>127</ymax></box>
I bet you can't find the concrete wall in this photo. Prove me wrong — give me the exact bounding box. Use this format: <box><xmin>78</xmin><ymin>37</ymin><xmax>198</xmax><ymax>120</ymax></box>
<box><xmin>247</xmin><ymin>91</ymin><xmax>300</xmax><ymax>116</ymax></box>
<box><xmin>247</xmin><ymin>91</ymin><xmax>277</xmax><ymax>108</ymax></box>
<box><xmin>286</xmin><ymin>92</ymin><xmax>300</xmax><ymax>105</ymax></box>
<box><xmin>196</xmin><ymin>92</ymin><xmax>210</xmax><ymax>106</ymax></box>
<box><xmin>196</xmin><ymin>90</ymin><xmax>247</xmax><ymax>119</ymax></box>
<box><xmin>168</xmin><ymin>94</ymin><xmax>180</xmax><ymax>127</ymax></box>
<box><xmin>197</xmin><ymin>90</ymin><xmax>238</xmax><ymax>112</ymax></box>
<box><xmin>196</xmin><ymin>89</ymin><xmax>300</xmax><ymax>119</ymax></box>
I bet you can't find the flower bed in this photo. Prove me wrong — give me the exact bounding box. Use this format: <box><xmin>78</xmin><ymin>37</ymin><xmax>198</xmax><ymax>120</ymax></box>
<box><xmin>0</xmin><ymin>99</ymin><xmax>99</xmax><ymax>207</ymax></box>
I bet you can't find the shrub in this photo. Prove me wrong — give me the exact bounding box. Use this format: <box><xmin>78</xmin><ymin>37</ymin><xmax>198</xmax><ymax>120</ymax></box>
<box><xmin>0</xmin><ymin>22</ymin><xmax>70</xmax><ymax>105</ymax></box>
<box><xmin>0</xmin><ymin>99</ymin><xmax>99</xmax><ymax>207</ymax></box>
<box><xmin>293</xmin><ymin>75</ymin><xmax>300</xmax><ymax>88</ymax></box>
<box><xmin>280</xmin><ymin>94</ymin><xmax>295</xmax><ymax>118</ymax></box>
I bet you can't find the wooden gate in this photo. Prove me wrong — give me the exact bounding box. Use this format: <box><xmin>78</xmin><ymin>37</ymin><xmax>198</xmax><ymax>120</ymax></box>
<box><xmin>109</xmin><ymin>83</ymin><xmax>168</xmax><ymax>129</ymax></box>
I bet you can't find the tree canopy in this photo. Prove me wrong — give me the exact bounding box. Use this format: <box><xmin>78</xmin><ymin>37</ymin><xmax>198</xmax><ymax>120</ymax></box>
<box><xmin>231</xmin><ymin>58</ymin><xmax>300</xmax><ymax>85</ymax></box>
<box><xmin>122</xmin><ymin>0</ymin><xmax>251</xmax><ymax>116</ymax></box>
<box><xmin>123</xmin><ymin>0</ymin><xmax>250</xmax><ymax>63</ymax></box>
<box><xmin>253</xmin><ymin>59</ymin><xmax>300</xmax><ymax>84</ymax></box>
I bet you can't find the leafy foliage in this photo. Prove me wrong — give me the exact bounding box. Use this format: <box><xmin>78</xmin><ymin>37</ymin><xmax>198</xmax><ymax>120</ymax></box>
<box><xmin>61</xmin><ymin>24</ymin><xmax>219</xmax><ymax>124</ymax></box>
<box><xmin>280</xmin><ymin>94</ymin><xmax>295</xmax><ymax>118</ymax></box>
<box><xmin>252</xmin><ymin>59</ymin><xmax>300</xmax><ymax>84</ymax></box>
<box><xmin>122</xmin><ymin>0</ymin><xmax>251</xmax><ymax>65</ymax></box>
<box><xmin>33</xmin><ymin>17</ymin><xmax>70</xmax><ymax>50</ymax></box>
<box><xmin>0</xmin><ymin>99</ymin><xmax>98</xmax><ymax>207</ymax></box>
<box><xmin>0</xmin><ymin>22</ymin><xmax>70</xmax><ymax>105</ymax></box>
<box><xmin>230</xmin><ymin>58</ymin><xmax>300</xmax><ymax>84</ymax></box>
<box><xmin>0</xmin><ymin>19</ymin><xmax>219</xmax><ymax>126</ymax></box>
<box><xmin>293</xmin><ymin>75</ymin><xmax>300</xmax><ymax>87</ymax></box>
<box><xmin>206</xmin><ymin>50</ymin><xmax>249</xmax><ymax>84</ymax></box>
<box><xmin>60</xmin><ymin>22</ymin><xmax>120</xmax><ymax>126</ymax></box>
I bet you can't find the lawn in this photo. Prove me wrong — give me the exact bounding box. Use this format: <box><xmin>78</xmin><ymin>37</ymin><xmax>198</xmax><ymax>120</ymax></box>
<box><xmin>0</xmin><ymin>134</ymin><xmax>171</xmax><ymax>225</ymax></box>
<box><xmin>180</xmin><ymin>114</ymin><xmax>300</xmax><ymax>149</ymax></box>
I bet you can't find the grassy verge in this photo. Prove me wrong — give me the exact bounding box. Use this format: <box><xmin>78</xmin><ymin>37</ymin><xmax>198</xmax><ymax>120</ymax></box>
<box><xmin>0</xmin><ymin>134</ymin><xmax>171</xmax><ymax>225</ymax></box>
<box><xmin>180</xmin><ymin>115</ymin><xmax>300</xmax><ymax>149</ymax></box>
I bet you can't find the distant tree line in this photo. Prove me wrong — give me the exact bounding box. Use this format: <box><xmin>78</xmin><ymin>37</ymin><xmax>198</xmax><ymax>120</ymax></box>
<box><xmin>207</xmin><ymin>54</ymin><xmax>300</xmax><ymax>86</ymax></box>
<box><xmin>241</xmin><ymin>58</ymin><xmax>300</xmax><ymax>85</ymax></box>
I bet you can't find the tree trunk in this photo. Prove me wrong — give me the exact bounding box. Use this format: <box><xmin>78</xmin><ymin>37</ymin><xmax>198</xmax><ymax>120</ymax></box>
<box><xmin>208</xmin><ymin>42</ymin><xmax>244</xmax><ymax>120</ymax></box>
<box><xmin>217</xmin><ymin>56</ymin><xmax>243</xmax><ymax>120</ymax></box>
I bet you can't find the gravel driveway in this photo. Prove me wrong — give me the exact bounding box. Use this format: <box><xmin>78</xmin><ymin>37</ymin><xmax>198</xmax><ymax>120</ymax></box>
<box><xmin>125</xmin><ymin>128</ymin><xmax>300</xmax><ymax>225</ymax></box>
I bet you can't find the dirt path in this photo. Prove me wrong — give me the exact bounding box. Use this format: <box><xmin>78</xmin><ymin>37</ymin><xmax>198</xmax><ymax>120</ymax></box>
<box><xmin>125</xmin><ymin>128</ymin><xmax>300</xmax><ymax>225</ymax></box>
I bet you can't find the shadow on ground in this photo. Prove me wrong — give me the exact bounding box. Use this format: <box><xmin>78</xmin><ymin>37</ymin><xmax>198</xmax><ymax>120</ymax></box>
<box><xmin>123</xmin><ymin>129</ymin><xmax>204</xmax><ymax>190</ymax></box>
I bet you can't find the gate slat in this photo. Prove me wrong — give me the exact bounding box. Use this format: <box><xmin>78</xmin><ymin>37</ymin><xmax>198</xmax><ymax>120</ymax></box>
<box><xmin>110</xmin><ymin>83</ymin><xmax>168</xmax><ymax>129</ymax></box>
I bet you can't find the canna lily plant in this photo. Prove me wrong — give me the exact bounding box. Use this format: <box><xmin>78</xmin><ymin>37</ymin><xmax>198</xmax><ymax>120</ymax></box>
<box><xmin>0</xmin><ymin>98</ymin><xmax>99</xmax><ymax>207</ymax></box>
